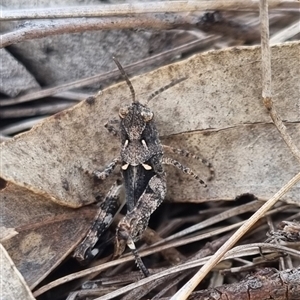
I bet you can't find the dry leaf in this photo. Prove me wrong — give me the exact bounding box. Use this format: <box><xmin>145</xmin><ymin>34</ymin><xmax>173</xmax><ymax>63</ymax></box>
<box><xmin>164</xmin><ymin>123</ymin><xmax>300</xmax><ymax>205</ymax></box>
<box><xmin>0</xmin><ymin>243</ymin><xmax>35</xmax><ymax>300</ymax></box>
<box><xmin>1</xmin><ymin>182</ymin><xmax>98</xmax><ymax>288</ymax></box>
<box><xmin>1</xmin><ymin>42</ymin><xmax>299</xmax><ymax>208</ymax></box>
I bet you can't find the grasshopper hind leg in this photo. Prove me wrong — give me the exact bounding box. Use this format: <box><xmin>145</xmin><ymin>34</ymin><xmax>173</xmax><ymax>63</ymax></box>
<box><xmin>163</xmin><ymin>145</ymin><xmax>215</xmax><ymax>181</ymax></box>
<box><xmin>73</xmin><ymin>181</ymin><xmax>124</xmax><ymax>263</ymax></box>
<box><xmin>114</xmin><ymin>174</ymin><xmax>166</xmax><ymax>276</ymax></box>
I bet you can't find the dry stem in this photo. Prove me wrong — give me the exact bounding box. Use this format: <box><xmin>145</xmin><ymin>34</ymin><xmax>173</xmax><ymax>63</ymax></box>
<box><xmin>1</xmin><ymin>1</ymin><xmax>298</xmax><ymax>20</ymax></box>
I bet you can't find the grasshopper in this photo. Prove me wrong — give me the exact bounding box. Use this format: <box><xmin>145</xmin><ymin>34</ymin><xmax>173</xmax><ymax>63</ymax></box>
<box><xmin>74</xmin><ymin>58</ymin><xmax>214</xmax><ymax>276</ymax></box>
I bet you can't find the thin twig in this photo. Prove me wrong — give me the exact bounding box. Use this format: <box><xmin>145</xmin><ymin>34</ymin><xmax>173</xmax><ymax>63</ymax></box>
<box><xmin>0</xmin><ymin>102</ymin><xmax>74</xmax><ymax>118</ymax></box>
<box><xmin>260</xmin><ymin>0</ymin><xmax>300</xmax><ymax>163</ymax></box>
<box><xmin>169</xmin><ymin>2</ymin><xmax>300</xmax><ymax>297</ymax></box>
<box><xmin>128</xmin><ymin>234</ymin><xmax>232</xmax><ymax>300</ymax></box>
<box><xmin>92</xmin><ymin>243</ymin><xmax>300</xmax><ymax>300</ymax></box>
<box><xmin>33</xmin><ymin>239</ymin><xmax>300</xmax><ymax>299</ymax></box>
<box><xmin>170</xmin><ymin>171</ymin><xmax>300</xmax><ymax>299</ymax></box>
<box><xmin>0</xmin><ymin>117</ymin><xmax>47</xmax><ymax>135</ymax></box>
<box><xmin>32</xmin><ymin>208</ymin><xmax>292</xmax><ymax>299</ymax></box>
<box><xmin>270</xmin><ymin>19</ymin><xmax>300</xmax><ymax>43</ymax></box>
<box><xmin>153</xmin><ymin>201</ymin><xmax>261</xmax><ymax>245</ymax></box>
<box><xmin>54</xmin><ymin>91</ymin><xmax>92</xmax><ymax>101</ymax></box>
<box><xmin>0</xmin><ymin>36</ymin><xmax>218</xmax><ymax>106</ymax></box>
<box><xmin>264</xmin><ymin>104</ymin><xmax>300</xmax><ymax>163</ymax></box>
<box><xmin>0</xmin><ymin>15</ymin><xmax>190</xmax><ymax>48</ymax></box>
<box><xmin>1</xmin><ymin>1</ymin><xmax>298</xmax><ymax>20</ymax></box>
<box><xmin>266</xmin><ymin>216</ymin><xmax>286</xmax><ymax>270</ymax></box>
<box><xmin>1</xmin><ymin>12</ymin><xmax>262</xmax><ymax>48</ymax></box>
<box><xmin>144</xmin><ymin>205</ymin><xmax>290</xmax><ymax>266</ymax></box>
<box><xmin>260</xmin><ymin>0</ymin><xmax>272</xmax><ymax>99</ymax></box>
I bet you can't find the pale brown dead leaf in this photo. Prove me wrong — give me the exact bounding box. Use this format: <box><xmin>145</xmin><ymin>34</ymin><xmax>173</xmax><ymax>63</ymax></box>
<box><xmin>1</xmin><ymin>182</ymin><xmax>98</xmax><ymax>288</ymax></box>
<box><xmin>164</xmin><ymin>123</ymin><xmax>300</xmax><ymax>205</ymax></box>
<box><xmin>1</xmin><ymin>41</ymin><xmax>299</xmax><ymax>208</ymax></box>
<box><xmin>0</xmin><ymin>243</ymin><xmax>35</xmax><ymax>300</ymax></box>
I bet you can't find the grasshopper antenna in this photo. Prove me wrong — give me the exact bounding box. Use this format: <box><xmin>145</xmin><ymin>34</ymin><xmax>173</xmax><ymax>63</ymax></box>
<box><xmin>112</xmin><ymin>56</ymin><xmax>136</xmax><ymax>103</ymax></box>
<box><xmin>146</xmin><ymin>76</ymin><xmax>188</xmax><ymax>104</ymax></box>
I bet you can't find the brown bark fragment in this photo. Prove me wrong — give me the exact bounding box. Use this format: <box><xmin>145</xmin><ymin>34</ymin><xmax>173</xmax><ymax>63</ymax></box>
<box><xmin>189</xmin><ymin>268</ymin><xmax>300</xmax><ymax>300</ymax></box>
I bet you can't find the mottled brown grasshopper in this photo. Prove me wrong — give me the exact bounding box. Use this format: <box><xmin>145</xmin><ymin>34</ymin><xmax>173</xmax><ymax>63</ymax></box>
<box><xmin>74</xmin><ymin>58</ymin><xmax>214</xmax><ymax>276</ymax></box>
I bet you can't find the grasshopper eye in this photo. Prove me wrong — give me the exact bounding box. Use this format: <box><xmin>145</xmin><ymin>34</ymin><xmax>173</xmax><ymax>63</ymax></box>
<box><xmin>119</xmin><ymin>106</ymin><xmax>129</xmax><ymax>118</ymax></box>
<box><xmin>141</xmin><ymin>110</ymin><xmax>153</xmax><ymax>122</ymax></box>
